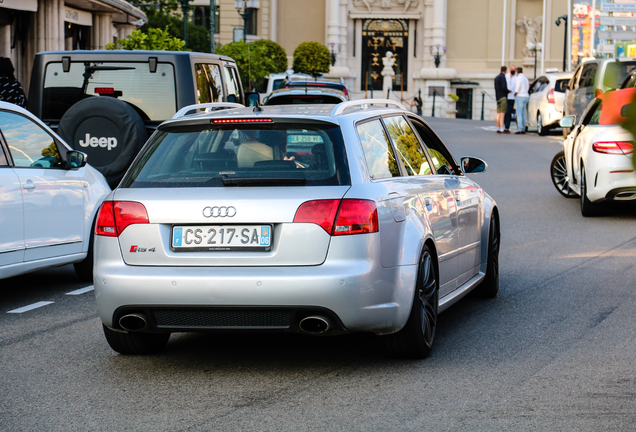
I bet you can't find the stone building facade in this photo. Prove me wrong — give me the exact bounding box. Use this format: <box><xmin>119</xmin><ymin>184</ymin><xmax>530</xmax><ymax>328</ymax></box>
<box><xmin>0</xmin><ymin>0</ymin><xmax>146</xmax><ymax>94</ymax></box>
<box><xmin>192</xmin><ymin>0</ymin><xmax>570</xmax><ymax>120</ymax></box>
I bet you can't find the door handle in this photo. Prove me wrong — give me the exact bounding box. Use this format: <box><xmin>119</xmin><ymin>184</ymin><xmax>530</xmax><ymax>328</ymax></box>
<box><xmin>23</xmin><ymin>180</ymin><xmax>35</xmax><ymax>191</ymax></box>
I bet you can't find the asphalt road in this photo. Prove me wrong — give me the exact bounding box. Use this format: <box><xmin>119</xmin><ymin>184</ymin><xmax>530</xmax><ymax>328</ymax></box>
<box><xmin>2</xmin><ymin>118</ymin><xmax>636</xmax><ymax>431</ymax></box>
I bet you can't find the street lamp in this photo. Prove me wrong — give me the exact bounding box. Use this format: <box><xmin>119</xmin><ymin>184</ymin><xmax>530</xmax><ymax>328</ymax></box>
<box><xmin>235</xmin><ymin>0</ymin><xmax>252</xmax><ymax>42</ymax></box>
<box><xmin>329</xmin><ymin>43</ymin><xmax>341</xmax><ymax>66</ymax></box>
<box><xmin>556</xmin><ymin>15</ymin><xmax>568</xmax><ymax>72</ymax></box>
<box><xmin>429</xmin><ymin>45</ymin><xmax>447</xmax><ymax>68</ymax></box>
<box><xmin>179</xmin><ymin>0</ymin><xmax>191</xmax><ymax>50</ymax></box>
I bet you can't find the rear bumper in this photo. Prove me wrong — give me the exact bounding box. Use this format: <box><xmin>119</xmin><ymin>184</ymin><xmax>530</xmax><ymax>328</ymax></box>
<box><xmin>94</xmin><ymin>236</ymin><xmax>417</xmax><ymax>335</ymax></box>
<box><xmin>587</xmin><ymin>160</ymin><xmax>636</xmax><ymax>202</ymax></box>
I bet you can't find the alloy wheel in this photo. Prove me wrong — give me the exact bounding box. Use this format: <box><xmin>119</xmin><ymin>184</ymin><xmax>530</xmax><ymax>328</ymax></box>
<box><xmin>550</xmin><ymin>151</ymin><xmax>577</xmax><ymax>198</ymax></box>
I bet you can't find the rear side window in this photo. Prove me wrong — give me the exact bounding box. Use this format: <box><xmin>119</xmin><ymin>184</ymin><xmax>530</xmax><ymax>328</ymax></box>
<box><xmin>603</xmin><ymin>61</ymin><xmax>636</xmax><ymax>89</ymax></box>
<box><xmin>223</xmin><ymin>67</ymin><xmax>243</xmax><ymax>105</ymax></box>
<box><xmin>554</xmin><ymin>79</ymin><xmax>569</xmax><ymax>93</ymax></box>
<box><xmin>384</xmin><ymin>115</ymin><xmax>432</xmax><ymax>176</ymax></box>
<box><xmin>195</xmin><ymin>63</ymin><xmax>223</xmax><ymax>103</ymax></box>
<box><xmin>121</xmin><ymin>122</ymin><xmax>350</xmax><ymax>188</ymax></box>
<box><xmin>43</xmin><ymin>62</ymin><xmax>177</xmax><ymax>121</ymax></box>
<box><xmin>356</xmin><ymin>119</ymin><xmax>399</xmax><ymax>179</ymax></box>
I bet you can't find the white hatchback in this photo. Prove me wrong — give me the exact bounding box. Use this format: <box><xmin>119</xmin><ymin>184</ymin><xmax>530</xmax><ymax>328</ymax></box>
<box><xmin>0</xmin><ymin>102</ymin><xmax>110</xmax><ymax>280</ymax></box>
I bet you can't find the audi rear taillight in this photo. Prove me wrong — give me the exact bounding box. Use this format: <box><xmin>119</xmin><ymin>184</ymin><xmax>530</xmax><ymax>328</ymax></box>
<box><xmin>592</xmin><ymin>141</ymin><xmax>635</xmax><ymax>155</ymax></box>
<box><xmin>293</xmin><ymin>199</ymin><xmax>379</xmax><ymax>236</ymax></box>
<box><xmin>547</xmin><ymin>89</ymin><xmax>555</xmax><ymax>104</ymax></box>
<box><xmin>95</xmin><ymin>201</ymin><xmax>149</xmax><ymax>237</ymax></box>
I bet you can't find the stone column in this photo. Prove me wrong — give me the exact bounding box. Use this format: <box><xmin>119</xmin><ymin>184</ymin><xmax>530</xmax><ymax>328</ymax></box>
<box><xmin>270</xmin><ymin>0</ymin><xmax>277</xmax><ymax>42</ymax></box>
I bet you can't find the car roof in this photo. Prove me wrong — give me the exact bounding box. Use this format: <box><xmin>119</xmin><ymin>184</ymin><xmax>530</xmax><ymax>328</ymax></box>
<box><xmin>161</xmin><ymin>100</ymin><xmax>411</xmax><ymax>128</ymax></box>
<box><xmin>34</xmin><ymin>50</ymin><xmax>236</xmax><ymax>63</ymax></box>
<box><xmin>268</xmin><ymin>87</ymin><xmax>347</xmax><ymax>98</ymax></box>
<box><xmin>545</xmin><ymin>71</ymin><xmax>574</xmax><ymax>80</ymax></box>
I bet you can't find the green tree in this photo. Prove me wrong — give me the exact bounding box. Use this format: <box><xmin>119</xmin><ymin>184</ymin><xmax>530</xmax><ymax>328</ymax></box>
<box><xmin>252</xmin><ymin>39</ymin><xmax>288</xmax><ymax>73</ymax></box>
<box><xmin>106</xmin><ymin>27</ymin><xmax>185</xmax><ymax>51</ymax></box>
<box><xmin>139</xmin><ymin>5</ymin><xmax>211</xmax><ymax>53</ymax></box>
<box><xmin>216</xmin><ymin>41</ymin><xmax>278</xmax><ymax>91</ymax></box>
<box><xmin>292</xmin><ymin>41</ymin><xmax>330</xmax><ymax>77</ymax></box>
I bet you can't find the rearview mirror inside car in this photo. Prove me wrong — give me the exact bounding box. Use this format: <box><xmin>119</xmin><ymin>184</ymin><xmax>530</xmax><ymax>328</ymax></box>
<box><xmin>559</xmin><ymin>115</ymin><xmax>576</xmax><ymax>128</ymax></box>
<box><xmin>461</xmin><ymin>157</ymin><xmax>487</xmax><ymax>174</ymax></box>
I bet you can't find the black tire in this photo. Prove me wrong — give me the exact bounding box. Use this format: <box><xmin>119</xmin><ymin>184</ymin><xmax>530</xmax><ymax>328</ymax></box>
<box><xmin>384</xmin><ymin>245</ymin><xmax>438</xmax><ymax>359</ymax></box>
<box><xmin>102</xmin><ymin>325</ymin><xmax>170</xmax><ymax>355</ymax></box>
<box><xmin>58</xmin><ymin>97</ymin><xmax>148</xmax><ymax>189</ymax></box>
<box><xmin>580</xmin><ymin>164</ymin><xmax>601</xmax><ymax>217</ymax></box>
<box><xmin>473</xmin><ymin>214</ymin><xmax>500</xmax><ymax>298</ymax></box>
<box><xmin>537</xmin><ymin>113</ymin><xmax>548</xmax><ymax>136</ymax></box>
<box><xmin>550</xmin><ymin>151</ymin><xmax>578</xmax><ymax>198</ymax></box>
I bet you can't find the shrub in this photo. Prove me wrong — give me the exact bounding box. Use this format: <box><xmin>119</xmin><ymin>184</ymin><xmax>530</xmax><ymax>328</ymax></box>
<box><xmin>292</xmin><ymin>41</ymin><xmax>330</xmax><ymax>77</ymax></box>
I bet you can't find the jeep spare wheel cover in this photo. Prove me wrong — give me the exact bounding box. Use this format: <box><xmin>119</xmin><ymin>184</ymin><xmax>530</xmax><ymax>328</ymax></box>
<box><xmin>58</xmin><ymin>97</ymin><xmax>147</xmax><ymax>187</ymax></box>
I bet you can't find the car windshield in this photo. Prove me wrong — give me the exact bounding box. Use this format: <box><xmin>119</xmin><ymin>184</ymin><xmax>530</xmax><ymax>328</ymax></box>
<box><xmin>266</xmin><ymin>95</ymin><xmax>344</xmax><ymax>105</ymax></box>
<box><xmin>42</xmin><ymin>61</ymin><xmax>177</xmax><ymax>122</ymax></box>
<box><xmin>121</xmin><ymin>122</ymin><xmax>350</xmax><ymax>188</ymax></box>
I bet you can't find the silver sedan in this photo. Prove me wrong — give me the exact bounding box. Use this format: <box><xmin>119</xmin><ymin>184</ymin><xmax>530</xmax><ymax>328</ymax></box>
<box><xmin>93</xmin><ymin>100</ymin><xmax>500</xmax><ymax>359</ymax></box>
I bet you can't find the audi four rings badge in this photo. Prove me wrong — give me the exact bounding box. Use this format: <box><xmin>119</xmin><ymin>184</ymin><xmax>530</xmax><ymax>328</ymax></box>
<box><xmin>203</xmin><ymin>206</ymin><xmax>237</xmax><ymax>218</ymax></box>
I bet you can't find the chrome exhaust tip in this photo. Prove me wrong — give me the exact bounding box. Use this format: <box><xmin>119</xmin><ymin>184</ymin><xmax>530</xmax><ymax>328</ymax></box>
<box><xmin>299</xmin><ymin>316</ymin><xmax>330</xmax><ymax>334</ymax></box>
<box><xmin>119</xmin><ymin>314</ymin><xmax>148</xmax><ymax>332</ymax></box>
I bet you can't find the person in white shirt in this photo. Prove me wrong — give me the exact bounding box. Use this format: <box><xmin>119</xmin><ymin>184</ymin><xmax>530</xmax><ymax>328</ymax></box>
<box><xmin>504</xmin><ymin>64</ymin><xmax>517</xmax><ymax>133</ymax></box>
<box><xmin>514</xmin><ymin>67</ymin><xmax>530</xmax><ymax>134</ymax></box>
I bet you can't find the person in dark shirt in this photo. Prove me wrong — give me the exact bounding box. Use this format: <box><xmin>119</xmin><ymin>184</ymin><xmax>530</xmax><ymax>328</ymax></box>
<box><xmin>494</xmin><ymin>66</ymin><xmax>508</xmax><ymax>133</ymax></box>
<box><xmin>0</xmin><ymin>58</ymin><xmax>26</xmax><ymax>108</ymax></box>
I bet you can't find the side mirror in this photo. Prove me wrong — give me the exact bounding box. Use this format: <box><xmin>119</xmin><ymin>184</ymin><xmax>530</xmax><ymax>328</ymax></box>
<box><xmin>245</xmin><ymin>92</ymin><xmax>261</xmax><ymax>107</ymax></box>
<box><xmin>461</xmin><ymin>157</ymin><xmax>487</xmax><ymax>174</ymax></box>
<box><xmin>66</xmin><ymin>150</ymin><xmax>87</xmax><ymax>169</ymax></box>
<box><xmin>559</xmin><ymin>115</ymin><xmax>576</xmax><ymax>128</ymax></box>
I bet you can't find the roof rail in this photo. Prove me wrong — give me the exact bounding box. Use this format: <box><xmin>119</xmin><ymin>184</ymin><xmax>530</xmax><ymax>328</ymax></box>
<box><xmin>172</xmin><ymin>102</ymin><xmax>245</xmax><ymax>119</ymax></box>
<box><xmin>331</xmin><ymin>99</ymin><xmax>407</xmax><ymax>117</ymax></box>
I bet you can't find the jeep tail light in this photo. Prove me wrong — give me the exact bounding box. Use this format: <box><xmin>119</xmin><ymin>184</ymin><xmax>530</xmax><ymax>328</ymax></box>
<box><xmin>293</xmin><ymin>199</ymin><xmax>378</xmax><ymax>236</ymax></box>
<box><xmin>592</xmin><ymin>141</ymin><xmax>634</xmax><ymax>155</ymax></box>
<box><xmin>547</xmin><ymin>89</ymin><xmax>555</xmax><ymax>104</ymax></box>
<box><xmin>95</xmin><ymin>201</ymin><xmax>149</xmax><ymax>237</ymax></box>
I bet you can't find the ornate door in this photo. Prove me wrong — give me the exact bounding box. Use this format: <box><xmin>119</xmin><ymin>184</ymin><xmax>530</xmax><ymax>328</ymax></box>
<box><xmin>361</xmin><ymin>19</ymin><xmax>409</xmax><ymax>92</ymax></box>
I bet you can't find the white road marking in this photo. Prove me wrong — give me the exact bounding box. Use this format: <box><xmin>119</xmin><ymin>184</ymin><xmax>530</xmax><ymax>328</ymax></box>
<box><xmin>66</xmin><ymin>285</ymin><xmax>94</xmax><ymax>296</ymax></box>
<box><xmin>8</xmin><ymin>301</ymin><xmax>54</xmax><ymax>314</ymax></box>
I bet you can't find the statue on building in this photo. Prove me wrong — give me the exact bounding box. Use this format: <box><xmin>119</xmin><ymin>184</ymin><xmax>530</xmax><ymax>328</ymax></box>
<box><xmin>516</xmin><ymin>16</ymin><xmax>543</xmax><ymax>58</ymax></box>
<box><xmin>381</xmin><ymin>51</ymin><xmax>395</xmax><ymax>95</ymax></box>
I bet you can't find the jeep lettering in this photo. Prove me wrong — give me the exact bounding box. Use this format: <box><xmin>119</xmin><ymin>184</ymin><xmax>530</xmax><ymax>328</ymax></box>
<box><xmin>79</xmin><ymin>133</ymin><xmax>117</xmax><ymax>150</ymax></box>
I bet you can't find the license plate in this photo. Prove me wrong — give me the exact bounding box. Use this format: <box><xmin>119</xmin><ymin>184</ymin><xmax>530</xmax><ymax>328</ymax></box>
<box><xmin>172</xmin><ymin>225</ymin><xmax>271</xmax><ymax>251</ymax></box>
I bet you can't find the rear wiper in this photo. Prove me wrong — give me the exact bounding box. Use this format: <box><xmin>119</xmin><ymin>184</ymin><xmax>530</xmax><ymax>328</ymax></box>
<box><xmin>82</xmin><ymin>64</ymin><xmax>135</xmax><ymax>93</ymax></box>
<box><xmin>221</xmin><ymin>176</ymin><xmax>306</xmax><ymax>186</ymax></box>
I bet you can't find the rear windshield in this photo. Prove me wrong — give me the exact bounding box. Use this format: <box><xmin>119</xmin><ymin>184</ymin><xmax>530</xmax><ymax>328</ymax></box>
<box><xmin>42</xmin><ymin>61</ymin><xmax>177</xmax><ymax>122</ymax></box>
<box><xmin>554</xmin><ymin>79</ymin><xmax>569</xmax><ymax>93</ymax></box>
<box><xmin>121</xmin><ymin>122</ymin><xmax>350</xmax><ymax>188</ymax></box>
<box><xmin>266</xmin><ymin>95</ymin><xmax>344</xmax><ymax>105</ymax></box>
<box><xmin>603</xmin><ymin>61</ymin><xmax>636</xmax><ymax>89</ymax></box>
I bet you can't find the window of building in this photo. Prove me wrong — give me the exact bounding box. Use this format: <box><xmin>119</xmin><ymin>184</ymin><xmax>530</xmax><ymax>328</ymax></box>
<box><xmin>192</xmin><ymin>5</ymin><xmax>220</xmax><ymax>34</ymax></box>
<box><xmin>247</xmin><ymin>8</ymin><xmax>257</xmax><ymax>35</ymax></box>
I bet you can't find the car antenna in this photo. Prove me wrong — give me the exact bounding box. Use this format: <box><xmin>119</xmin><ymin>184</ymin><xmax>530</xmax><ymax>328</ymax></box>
<box><xmin>253</xmin><ymin>100</ymin><xmax>263</xmax><ymax>112</ymax></box>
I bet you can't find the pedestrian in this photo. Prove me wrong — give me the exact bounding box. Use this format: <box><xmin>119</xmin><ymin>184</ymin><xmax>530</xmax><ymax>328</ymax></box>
<box><xmin>0</xmin><ymin>58</ymin><xmax>26</xmax><ymax>108</ymax></box>
<box><xmin>504</xmin><ymin>64</ymin><xmax>517</xmax><ymax>133</ymax></box>
<box><xmin>413</xmin><ymin>94</ymin><xmax>422</xmax><ymax>116</ymax></box>
<box><xmin>494</xmin><ymin>66</ymin><xmax>508</xmax><ymax>133</ymax></box>
<box><xmin>514</xmin><ymin>66</ymin><xmax>529</xmax><ymax>134</ymax></box>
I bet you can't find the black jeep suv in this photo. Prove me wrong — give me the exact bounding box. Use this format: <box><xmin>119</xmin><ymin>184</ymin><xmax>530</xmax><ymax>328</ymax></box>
<box><xmin>28</xmin><ymin>50</ymin><xmax>245</xmax><ymax>187</ymax></box>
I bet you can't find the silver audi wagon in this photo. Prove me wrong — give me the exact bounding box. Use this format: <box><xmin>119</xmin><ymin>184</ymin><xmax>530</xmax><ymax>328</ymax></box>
<box><xmin>93</xmin><ymin>100</ymin><xmax>500</xmax><ymax>359</ymax></box>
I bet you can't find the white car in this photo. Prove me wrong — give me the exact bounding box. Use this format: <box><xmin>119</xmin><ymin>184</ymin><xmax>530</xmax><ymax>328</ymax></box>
<box><xmin>550</xmin><ymin>89</ymin><xmax>636</xmax><ymax>216</ymax></box>
<box><xmin>0</xmin><ymin>102</ymin><xmax>110</xmax><ymax>280</ymax></box>
<box><xmin>526</xmin><ymin>71</ymin><xmax>573</xmax><ymax>136</ymax></box>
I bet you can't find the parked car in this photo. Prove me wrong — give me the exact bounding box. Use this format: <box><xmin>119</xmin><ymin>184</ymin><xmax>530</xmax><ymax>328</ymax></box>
<box><xmin>563</xmin><ymin>57</ymin><xmax>636</xmax><ymax>135</ymax></box>
<box><xmin>0</xmin><ymin>102</ymin><xmax>110</xmax><ymax>281</ymax></box>
<box><xmin>551</xmin><ymin>87</ymin><xmax>636</xmax><ymax>216</ymax></box>
<box><xmin>282</xmin><ymin>78</ymin><xmax>351</xmax><ymax>100</ymax></box>
<box><xmin>27</xmin><ymin>50</ymin><xmax>248</xmax><ymax>188</ymax></box>
<box><xmin>93</xmin><ymin>99</ymin><xmax>500</xmax><ymax>359</ymax></box>
<box><xmin>526</xmin><ymin>71</ymin><xmax>573</xmax><ymax>135</ymax></box>
<box><xmin>264</xmin><ymin>87</ymin><xmax>348</xmax><ymax>105</ymax></box>
<box><xmin>256</xmin><ymin>72</ymin><xmax>312</xmax><ymax>100</ymax></box>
